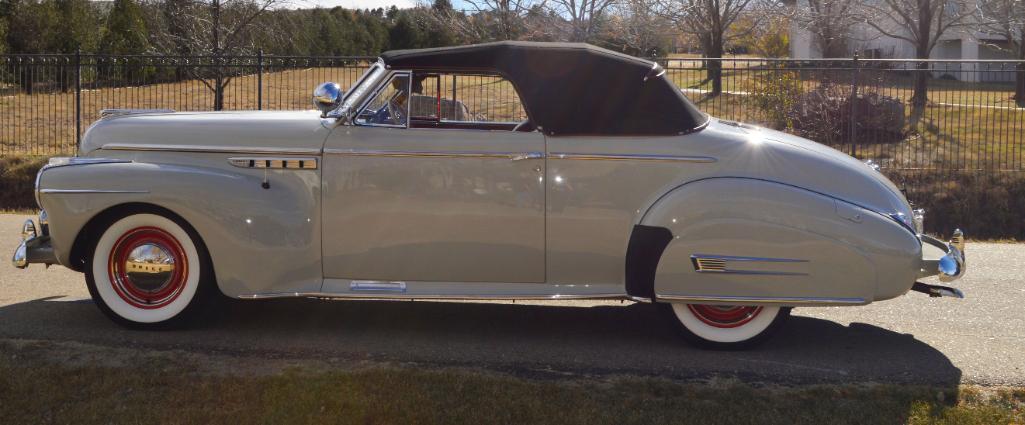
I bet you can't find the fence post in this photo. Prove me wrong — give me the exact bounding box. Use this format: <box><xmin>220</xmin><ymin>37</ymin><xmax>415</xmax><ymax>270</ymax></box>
<box><xmin>257</xmin><ymin>49</ymin><xmax>263</xmax><ymax>111</ymax></box>
<box><xmin>75</xmin><ymin>49</ymin><xmax>82</xmax><ymax>153</ymax></box>
<box><xmin>849</xmin><ymin>52</ymin><xmax>859</xmax><ymax>159</ymax></box>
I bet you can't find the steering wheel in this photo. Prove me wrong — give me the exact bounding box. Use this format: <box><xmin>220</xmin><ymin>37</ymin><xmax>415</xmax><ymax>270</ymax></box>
<box><xmin>513</xmin><ymin>119</ymin><xmax>536</xmax><ymax>132</ymax></box>
<box><xmin>385</xmin><ymin>100</ymin><xmax>406</xmax><ymax>125</ymax></box>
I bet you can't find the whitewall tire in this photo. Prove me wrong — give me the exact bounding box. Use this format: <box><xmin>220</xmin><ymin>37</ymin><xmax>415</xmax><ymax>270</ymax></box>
<box><xmin>85</xmin><ymin>211</ymin><xmax>217</xmax><ymax>328</ymax></box>
<box><xmin>664</xmin><ymin>303</ymin><xmax>790</xmax><ymax>350</ymax></box>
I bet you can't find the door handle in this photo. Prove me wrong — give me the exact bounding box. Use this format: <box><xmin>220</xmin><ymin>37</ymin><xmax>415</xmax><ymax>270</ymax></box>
<box><xmin>510</xmin><ymin>152</ymin><xmax>545</xmax><ymax>161</ymax></box>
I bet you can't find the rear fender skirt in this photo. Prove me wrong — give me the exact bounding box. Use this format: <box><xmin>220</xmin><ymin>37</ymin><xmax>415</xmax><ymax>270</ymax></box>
<box><xmin>624</xmin><ymin>225</ymin><xmax>673</xmax><ymax>300</ymax></box>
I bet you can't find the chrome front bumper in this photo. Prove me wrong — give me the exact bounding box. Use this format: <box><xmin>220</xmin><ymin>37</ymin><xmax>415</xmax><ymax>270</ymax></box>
<box><xmin>919</xmin><ymin>229</ymin><xmax>965</xmax><ymax>283</ymax></box>
<box><xmin>11</xmin><ymin>215</ymin><xmax>57</xmax><ymax>269</ymax></box>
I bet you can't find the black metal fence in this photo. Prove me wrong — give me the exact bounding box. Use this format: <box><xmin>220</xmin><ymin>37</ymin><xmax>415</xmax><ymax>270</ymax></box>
<box><xmin>2</xmin><ymin>54</ymin><xmax>1023</xmax><ymax>177</ymax></box>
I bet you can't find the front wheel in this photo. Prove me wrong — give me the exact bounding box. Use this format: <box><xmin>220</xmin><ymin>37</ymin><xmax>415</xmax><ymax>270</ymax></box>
<box><xmin>662</xmin><ymin>303</ymin><xmax>791</xmax><ymax>350</ymax></box>
<box><xmin>85</xmin><ymin>211</ymin><xmax>218</xmax><ymax>329</ymax></box>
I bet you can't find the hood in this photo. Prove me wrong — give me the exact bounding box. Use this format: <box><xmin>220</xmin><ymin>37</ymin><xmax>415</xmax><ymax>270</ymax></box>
<box><xmin>80</xmin><ymin>110</ymin><xmax>331</xmax><ymax>155</ymax></box>
<box><xmin>703</xmin><ymin>119</ymin><xmax>913</xmax><ymax>219</ymax></box>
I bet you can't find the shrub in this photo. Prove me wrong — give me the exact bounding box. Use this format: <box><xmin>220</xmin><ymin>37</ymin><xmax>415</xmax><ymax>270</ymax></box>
<box><xmin>887</xmin><ymin>170</ymin><xmax>1025</xmax><ymax>240</ymax></box>
<box><xmin>752</xmin><ymin>74</ymin><xmax>906</xmax><ymax>146</ymax></box>
<box><xmin>0</xmin><ymin>156</ymin><xmax>47</xmax><ymax>211</ymax></box>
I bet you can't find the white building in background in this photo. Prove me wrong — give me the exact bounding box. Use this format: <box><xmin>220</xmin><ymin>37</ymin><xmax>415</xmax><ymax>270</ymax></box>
<box><xmin>789</xmin><ymin>1</ymin><xmax>1017</xmax><ymax>82</ymax></box>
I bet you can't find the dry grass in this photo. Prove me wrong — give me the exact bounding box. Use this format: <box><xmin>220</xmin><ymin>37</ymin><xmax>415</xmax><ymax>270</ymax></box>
<box><xmin>0</xmin><ymin>155</ymin><xmax>46</xmax><ymax>210</ymax></box>
<box><xmin>0</xmin><ymin>346</ymin><xmax>1022</xmax><ymax>425</ymax></box>
<box><xmin>687</xmin><ymin>90</ymin><xmax>1025</xmax><ymax>171</ymax></box>
<box><xmin>667</xmin><ymin>66</ymin><xmax>1022</xmax><ymax>107</ymax></box>
<box><xmin>0</xmin><ymin>67</ymin><xmax>535</xmax><ymax>155</ymax></box>
<box><xmin>0</xmin><ymin>67</ymin><xmax>367</xmax><ymax>155</ymax></box>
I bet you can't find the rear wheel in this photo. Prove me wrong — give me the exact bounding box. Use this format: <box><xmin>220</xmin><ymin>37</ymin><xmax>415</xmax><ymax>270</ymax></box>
<box><xmin>85</xmin><ymin>211</ymin><xmax>218</xmax><ymax>329</ymax></box>
<box><xmin>663</xmin><ymin>303</ymin><xmax>790</xmax><ymax>350</ymax></box>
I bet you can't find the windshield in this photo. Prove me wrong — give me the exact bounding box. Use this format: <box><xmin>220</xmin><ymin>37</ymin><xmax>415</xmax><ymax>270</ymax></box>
<box><xmin>335</xmin><ymin>62</ymin><xmax>385</xmax><ymax>119</ymax></box>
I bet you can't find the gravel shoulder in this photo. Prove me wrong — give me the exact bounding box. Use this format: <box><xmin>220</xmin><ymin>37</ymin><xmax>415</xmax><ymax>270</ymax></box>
<box><xmin>1</xmin><ymin>214</ymin><xmax>1022</xmax><ymax>387</ymax></box>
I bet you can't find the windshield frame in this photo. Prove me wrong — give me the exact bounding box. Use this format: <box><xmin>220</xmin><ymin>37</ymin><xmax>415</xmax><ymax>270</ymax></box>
<box><xmin>328</xmin><ymin>59</ymin><xmax>386</xmax><ymax>121</ymax></box>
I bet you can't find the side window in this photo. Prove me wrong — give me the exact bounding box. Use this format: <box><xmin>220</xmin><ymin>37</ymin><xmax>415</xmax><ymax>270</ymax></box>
<box><xmin>409</xmin><ymin>73</ymin><xmax>529</xmax><ymax>127</ymax></box>
<box><xmin>354</xmin><ymin>73</ymin><xmax>411</xmax><ymax>127</ymax></box>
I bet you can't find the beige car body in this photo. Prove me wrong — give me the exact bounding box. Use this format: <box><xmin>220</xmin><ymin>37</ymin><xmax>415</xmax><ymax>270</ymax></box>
<box><xmin>22</xmin><ymin>61</ymin><xmax>965</xmax><ymax>307</ymax></box>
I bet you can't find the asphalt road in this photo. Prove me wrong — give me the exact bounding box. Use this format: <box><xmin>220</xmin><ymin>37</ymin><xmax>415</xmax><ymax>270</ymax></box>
<box><xmin>1</xmin><ymin>213</ymin><xmax>1022</xmax><ymax>386</ymax></box>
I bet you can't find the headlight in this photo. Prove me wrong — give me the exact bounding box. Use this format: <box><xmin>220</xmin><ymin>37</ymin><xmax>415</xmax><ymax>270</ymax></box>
<box><xmin>888</xmin><ymin>212</ymin><xmax>917</xmax><ymax>234</ymax></box>
<box><xmin>863</xmin><ymin>159</ymin><xmax>881</xmax><ymax>172</ymax></box>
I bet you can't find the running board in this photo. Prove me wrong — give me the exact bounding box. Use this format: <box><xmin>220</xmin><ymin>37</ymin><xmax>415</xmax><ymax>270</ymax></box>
<box><xmin>911</xmin><ymin>282</ymin><xmax>964</xmax><ymax>299</ymax></box>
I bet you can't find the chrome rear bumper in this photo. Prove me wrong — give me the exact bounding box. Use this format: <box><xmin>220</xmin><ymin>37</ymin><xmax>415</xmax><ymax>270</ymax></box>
<box><xmin>918</xmin><ymin>229</ymin><xmax>965</xmax><ymax>283</ymax></box>
<box><xmin>11</xmin><ymin>217</ymin><xmax>57</xmax><ymax>269</ymax></box>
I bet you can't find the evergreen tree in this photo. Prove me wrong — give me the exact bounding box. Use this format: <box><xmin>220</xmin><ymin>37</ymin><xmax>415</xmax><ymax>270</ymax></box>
<box><xmin>388</xmin><ymin>11</ymin><xmax>423</xmax><ymax>49</ymax></box>
<box><xmin>50</xmin><ymin>0</ymin><xmax>100</xmax><ymax>52</ymax></box>
<box><xmin>100</xmin><ymin>0</ymin><xmax>149</xmax><ymax>54</ymax></box>
<box><xmin>0</xmin><ymin>17</ymin><xmax>7</xmax><ymax>53</ymax></box>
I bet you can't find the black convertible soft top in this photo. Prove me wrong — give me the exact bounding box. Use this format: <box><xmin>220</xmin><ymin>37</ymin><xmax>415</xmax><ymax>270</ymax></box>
<box><xmin>379</xmin><ymin>41</ymin><xmax>707</xmax><ymax>136</ymax></box>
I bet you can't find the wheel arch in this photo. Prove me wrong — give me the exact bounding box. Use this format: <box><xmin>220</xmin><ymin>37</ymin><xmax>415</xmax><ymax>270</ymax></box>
<box><xmin>68</xmin><ymin>202</ymin><xmax>210</xmax><ymax>275</ymax></box>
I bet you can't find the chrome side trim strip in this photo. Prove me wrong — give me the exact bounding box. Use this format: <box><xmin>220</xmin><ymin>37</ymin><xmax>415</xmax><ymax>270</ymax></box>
<box><xmin>691</xmin><ymin>254</ymin><xmax>809</xmax><ymax>275</ymax></box>
<box><xmin>100</xmin><ymin>108</ymin><xmax>174</xmax><ymax>118</ymax></box>
<box><xmin>695</xmin><ymin>270</ymin><xmax>808</xmax><ymax>276</ymax></box>
<box><xmin>550</xmin><ymin>153</ymin><xmax>717</xmax><ymax>163</ymax></box>
<box><xmin>102</xmin><ymin>143</ymin><xmax>322</xmax><ymax>155</ymax></box>
<box><xmin>228</xmin><ymin>157</ymin><xmax>318</xmax><ymax>170</ymax></box>
<box><xmin>325</xmin><ymin>148</ymin><xmax>545</xmax><ymax>160</ymax></box>
<box><xmin>237</xmin><ymin>292</ymin><xmax>627</xmax><ymax>301</ymax></box>
<box><xmin>691</xmin><ymin>254</ymin><xmax>808</xmax><ymax>263</ymax></box>
<box><xmin>656</xmin><ymin>294</ymin><xmax>866</xmax><ymax>305</ymax></box>
<box><xmin>350</xmin><ymin>280</ymin><xmax>407</xmax><ymax>292</ymax></box>
<box><xmin>39</xmin><ymin>189</ymin><xmax>149</xmax><ymax>194</ymax></box>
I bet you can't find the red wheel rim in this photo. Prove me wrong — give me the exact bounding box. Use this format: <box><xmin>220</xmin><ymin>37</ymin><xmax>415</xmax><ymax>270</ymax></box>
<box><xmin>686</xmin><ymin>305</ymin><xmax>762</xmax><ymax>328</ymax></box>
<box><xmin>107</xmin><ymin>226</ymin><xmax>189</xmax><ymax>309</ymax></box>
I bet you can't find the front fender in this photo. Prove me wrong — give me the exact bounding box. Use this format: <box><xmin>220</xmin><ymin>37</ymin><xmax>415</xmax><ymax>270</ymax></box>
<box><xmin>37</xmin><ymin>158</ymin><xmax>321</xmax><ymax>296</ymax></box>
<box><xmin>640</xmin><ymin>178</ymin><xmax>921</xmax><ymax>305</ymax></box>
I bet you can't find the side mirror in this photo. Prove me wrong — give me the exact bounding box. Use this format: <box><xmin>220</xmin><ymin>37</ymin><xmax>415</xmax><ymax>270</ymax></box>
<box><xmin>312</xmin><ymin>82</ymin><xmax>343</xmax><ymax>118</ymax></box>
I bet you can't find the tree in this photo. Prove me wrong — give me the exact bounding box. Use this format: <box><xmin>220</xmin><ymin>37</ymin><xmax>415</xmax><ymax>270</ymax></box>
<box><xmin>792</xmin><ymin>0</ymin><xmax>859</xmax><ymax>57</ymax></box>
<box><xmin>974</xmin><ymin>0</ymin><xmax>1024</xmax><ymax>106</ymax></box>
<box><xmin>736</xmin><ymin>12</ymin><xmax>789</xmax><ymax>57</ymax></box>
<box><xmin>457</xmin><ymin>0</ymin><xmax>545</xmax><ymax>41</ymax></box>
<box><xmin>100</xmin><ymin>0</ymin><xmax>149</xmax><ymax>54</ymax></box>
<box><xmin>424</xmin><ymin>0</ymin><xmax>458</xmax><ymax>46</ymax></box>
<box><xmin>0</xmin><ymin>16</ymin><xmax>7</xmax><ymax>54</ymax></box>
<box><xmin>388</xmin><ymin>11</ymin><xmax>425</xmax><ymax>49</ymax></box>
<box><xmin>50</xmin><ymin>0</ymin><xmax>100</xmax><ymax>53</ymax></box>
<box><xmin>153</xmin><ymin>0</ymin><xmax>288</xmax><ymax>110</ymax></box>
<box><xmin>657</xmin><ymin>0</ymin><xmax>759</xmax><ymax>95</ymax></box>
<box><xmin>548</xmin><ymin>0</ymin><xmax>620</xmax><ymax>42</ymax></box>
<box><xmin>857</xmin><ymin>0</ymin><xmax>976</xmax><ymax>124</ymax></box>
<box><xmin>606</xmin><ymin>0</ymin><xmax>674</xmax><ymax>56</ymax></box>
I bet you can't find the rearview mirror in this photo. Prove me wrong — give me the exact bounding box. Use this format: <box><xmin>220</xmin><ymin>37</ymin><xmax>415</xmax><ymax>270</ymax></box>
<box><xmin>312</xmin><ymin>82</ymin><xmax>343</xmax><ymax>118</ymax></box>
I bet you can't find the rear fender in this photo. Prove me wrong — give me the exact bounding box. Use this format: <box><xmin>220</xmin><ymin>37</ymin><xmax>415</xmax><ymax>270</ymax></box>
<box><xmin>640</xmin><ymin>178</ymin><xmax>920</xmax><ymax>305</ymax></box>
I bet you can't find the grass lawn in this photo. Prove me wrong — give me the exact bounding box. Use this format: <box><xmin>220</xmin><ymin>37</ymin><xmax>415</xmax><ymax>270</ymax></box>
<box><xmin>687</xmin><ymin>90</ymin><xmax>1025</xmax><ymax>171</ymax></box>
<box><xmin>2</xmin><ymin>62</ymin><xmax>1022</xmax><ymax>163</ymax></box>
<box><xmin>0</xmin><ymin>343</ymin><xmax>1022</xmax><ymax>424</ymax></box>
<box><xmin>666</xmin><ymin>65</ymin><xmax>1021</xmax><ymax>108</ymax></box>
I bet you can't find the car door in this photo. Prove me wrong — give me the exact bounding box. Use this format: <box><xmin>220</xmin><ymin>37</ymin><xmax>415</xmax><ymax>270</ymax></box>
<box><xmin>321</xmin><ymin>71</ymin><xmax>547</xmax><ymax>283</ymax></box>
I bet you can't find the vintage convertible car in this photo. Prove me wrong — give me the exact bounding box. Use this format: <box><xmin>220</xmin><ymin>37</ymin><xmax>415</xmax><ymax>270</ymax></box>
<box><xmin>12</xmin><ymin>42</ymin><xmax>966</xmax><ymax>349</ymax></box>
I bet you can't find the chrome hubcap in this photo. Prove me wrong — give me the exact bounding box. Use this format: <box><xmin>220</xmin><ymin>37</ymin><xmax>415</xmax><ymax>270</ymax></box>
<box><xmin>124</xmin><ymin>243</ymin><xmax>176</xmax><ymax>292</ymax></box>
<box><xmin>108</xmin><ymin>226</ymin><xmax>189</xmax><ymax>309</ymax></box>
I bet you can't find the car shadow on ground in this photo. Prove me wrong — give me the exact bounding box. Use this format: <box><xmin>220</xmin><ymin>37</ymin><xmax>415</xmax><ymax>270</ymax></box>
<box><xmin>0</xmin><ymin>296</ymin><xmax>961</xmax><ymax>387</ymax></box>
